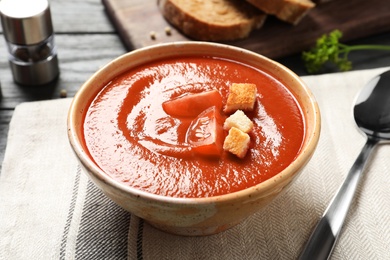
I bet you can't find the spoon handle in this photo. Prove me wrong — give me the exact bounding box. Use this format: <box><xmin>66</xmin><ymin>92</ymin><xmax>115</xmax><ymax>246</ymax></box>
<box><xmin>299</xmin><ymin>137</ymin><xmax>378</xmax><ymax>260</ymax></box>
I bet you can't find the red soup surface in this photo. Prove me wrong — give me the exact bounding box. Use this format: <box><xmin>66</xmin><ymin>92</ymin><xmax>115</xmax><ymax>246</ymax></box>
<box><xmin>83</xmin><ymin>55</ymin><xmax>305</xmax><ymax>198</ymax></box>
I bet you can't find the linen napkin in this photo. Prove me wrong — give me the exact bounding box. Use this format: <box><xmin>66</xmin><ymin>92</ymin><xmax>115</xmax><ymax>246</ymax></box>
<box><xmin>1</xmin><ymin>67</ymin><xmax>390</xmax><ymax>260</ymax></box>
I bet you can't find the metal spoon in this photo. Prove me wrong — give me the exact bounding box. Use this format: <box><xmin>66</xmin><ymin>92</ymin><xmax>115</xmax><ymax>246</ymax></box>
<box><xmin>299</xmin><ymin>70</ymin><xmax>390</xmax><ymax>260</ymax></box>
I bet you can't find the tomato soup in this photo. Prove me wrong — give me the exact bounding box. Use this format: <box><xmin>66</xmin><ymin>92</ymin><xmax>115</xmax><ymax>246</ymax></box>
<box><xmin>83</xmin><ymin>56</ymin><xmax>305</xmax><ymax>198</ymax></box>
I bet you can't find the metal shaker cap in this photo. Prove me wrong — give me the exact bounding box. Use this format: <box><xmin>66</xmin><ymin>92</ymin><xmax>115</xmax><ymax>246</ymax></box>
<box><xmin>0</xmin><ymin>0</ymin><xmax>53</xmax><ymax>45</ymax></box>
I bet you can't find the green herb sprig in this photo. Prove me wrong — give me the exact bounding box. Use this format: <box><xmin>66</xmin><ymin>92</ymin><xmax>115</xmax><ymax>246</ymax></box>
<box><xmin>302</xmin><ymin>30</ymin><xmax>390</xmax><ymax>74</ymax></box>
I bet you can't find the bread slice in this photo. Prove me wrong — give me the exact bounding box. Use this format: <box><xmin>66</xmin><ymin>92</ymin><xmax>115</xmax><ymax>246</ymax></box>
<box><xmin>158</xmin><ymin>0</ymin><xmax>267</xmax><ymax>41</ymax></box>
<box><xmin>224</xmin><ymin>110</ymin><xmax>253</xmax><ymax>133</ymax></box>
<box><xmin>246</xmin><ymin>0</ymin><xmax>315</xmax><ymax>25</ymax></box>
<box><xmin>312</xmin><ymin>0</ymin><xmax>334</xmax><ymax>3</ymax></box>
<box><xmin>224</xmin><ymin>83</ymin><xmax>257</xmax><ymax>113</ymax></box>
<box><xmin>223</xmin><ymin>127</ymin><xmax>250</xmax><ymax>158</ymax></box>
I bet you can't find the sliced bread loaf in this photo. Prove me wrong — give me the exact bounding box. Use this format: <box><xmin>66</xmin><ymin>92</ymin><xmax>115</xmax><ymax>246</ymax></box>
<box><xmin>246</xmin><ymin>0</ymin><xmax>315</xmax><ymax>25</ymax></box>
<box><xmin>158</xmin><ymin>0</ymin><xmax>267</xmax><ymax>41</ymax></box>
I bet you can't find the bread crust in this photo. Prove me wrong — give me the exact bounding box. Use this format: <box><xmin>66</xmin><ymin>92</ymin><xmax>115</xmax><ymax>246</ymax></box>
<box><xmin>223</xmin><ymin>127</ymin><xmax>251</xmax><ymax>158</ymax></box>
<box><xmin>224</xmin><ymin>110</ymin><xmax>254</xmax><ymax>133</ymax></box>
<box><xmin>246</xmin><ymin>0</ymin><xmax>315</xmax><ymax>25</ymax></box>
<box><xmin>224</xmin><ymin>83</ymin><xmax>257</xmax><ymax>113</ymax></box>
<box><xmin>158</xmin><ymin>0</ymin><xmax>267</xmax><ymax>41</ymax></box>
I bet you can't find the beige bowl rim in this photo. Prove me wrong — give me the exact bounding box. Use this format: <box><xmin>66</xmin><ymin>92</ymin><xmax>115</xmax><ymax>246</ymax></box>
<box><xmin>67</xmin><ymin>41</ymin><xmax>321</xmax><ymax>205</ymax></box>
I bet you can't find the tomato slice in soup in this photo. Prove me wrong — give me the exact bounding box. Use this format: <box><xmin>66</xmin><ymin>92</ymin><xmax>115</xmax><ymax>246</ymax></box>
<box><xmin>185</xmin><ymin>106</ymin><xmax>225</xmax><ymax>157</ymax></box>
<box><xmin>162</xmin><ymin>89</ymin><xmax>223</xmax><ymax>117</ymax></box>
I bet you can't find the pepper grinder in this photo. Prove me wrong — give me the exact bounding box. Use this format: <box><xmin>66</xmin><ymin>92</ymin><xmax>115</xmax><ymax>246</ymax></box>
<box><xmin>0</xmin><ymin>0</ymin><xmax>59</xmax><ymax>86</ymax></box>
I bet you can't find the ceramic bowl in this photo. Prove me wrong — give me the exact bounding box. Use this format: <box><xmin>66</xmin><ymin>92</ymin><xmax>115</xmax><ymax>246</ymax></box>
<box><xmin>67</xmin><ymin>42</ymin><xmax>321</xmax><ymax>236</ymax></box>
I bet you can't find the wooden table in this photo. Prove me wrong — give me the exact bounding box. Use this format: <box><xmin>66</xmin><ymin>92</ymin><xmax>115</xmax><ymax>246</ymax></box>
<box><xmin>0</xmin><ymin>0</ymin><xmax>390</xmax><ymax>169</ymax></box>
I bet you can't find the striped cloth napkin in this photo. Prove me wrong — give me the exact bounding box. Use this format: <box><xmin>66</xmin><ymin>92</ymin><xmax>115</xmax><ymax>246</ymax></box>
<box><xmin>1</xmin><ymin>67</ymin><xmax>390</xmax><ymax>260</ymax></box>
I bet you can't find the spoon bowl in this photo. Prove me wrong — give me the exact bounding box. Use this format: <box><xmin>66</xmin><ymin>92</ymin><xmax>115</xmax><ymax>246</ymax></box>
<box><xmin>354</xmin><ymin>70</ymin><xmax>390</xmax><ymax>140</ymax></box>
<box><xmin>300</xmin><ymin>70</ymin><xmax>390</xmax><ymax>259</ymax></box>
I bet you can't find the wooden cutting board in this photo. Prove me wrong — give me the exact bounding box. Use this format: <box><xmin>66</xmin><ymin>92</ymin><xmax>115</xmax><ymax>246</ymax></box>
<box><xmin>102</xmin><ymin>0</ymin><xmax>390</xmax><ymax>59</ymax></box>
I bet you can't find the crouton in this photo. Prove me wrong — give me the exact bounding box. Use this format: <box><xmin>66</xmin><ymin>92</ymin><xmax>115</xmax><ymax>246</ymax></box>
<box><xmin>223</xmin><ymin>110</ymin><xmax>253</xmax><ymax>133</ymax></box>
<box><xmin>223</xmin><ymin>127</ymin><xmax>250</xmax><ymax>158</ymax></box>
<box><xmin>224</xmin><ymin>83</ymin><xmax>257</xmax><ymax>113</ymax></box>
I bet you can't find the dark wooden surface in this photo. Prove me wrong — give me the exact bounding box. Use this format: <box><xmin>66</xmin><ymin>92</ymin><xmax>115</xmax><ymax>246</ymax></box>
<box><xmin>102</xmin><ymin>0</ymin><xmax>390</xmax><ymax>59</ymax></box>
<box><xmin>0</xmin><ymin>0</ymin><xmax>390</xmax><ymax>170</ymax></box>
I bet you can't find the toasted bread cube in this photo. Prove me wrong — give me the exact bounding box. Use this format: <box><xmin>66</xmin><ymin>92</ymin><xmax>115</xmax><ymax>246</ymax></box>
<box><xmin>223</xmin><ymin>110</ymin><xmax>253</xmax><ymax>133</ymax></box>
<box><xmin>224</xmin><ymin>83</ymin><xmax>257</xmax><ymax>113</ymax></box>
<box><xmin>223</xmin><ymin>127</ymin><xmax>250</xmax><ymax>158</ymax></box>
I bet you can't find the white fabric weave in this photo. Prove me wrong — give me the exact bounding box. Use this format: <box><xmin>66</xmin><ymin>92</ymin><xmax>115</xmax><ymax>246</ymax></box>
<box><xmin>1</xmin><ymin>67</ymin><xmax>390</xmax><ymax>260</ymax></box>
